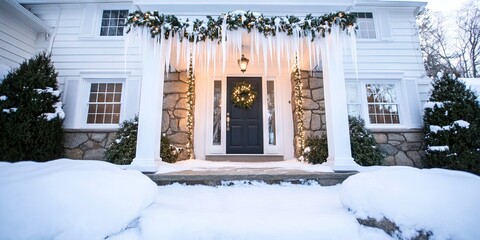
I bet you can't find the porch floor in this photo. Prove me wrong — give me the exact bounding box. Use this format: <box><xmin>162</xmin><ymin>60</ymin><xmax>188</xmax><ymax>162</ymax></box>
<box><xmin>145</xmin><ymin>159</ymin><xmax>357</xmax><ymax>186</ymax></box>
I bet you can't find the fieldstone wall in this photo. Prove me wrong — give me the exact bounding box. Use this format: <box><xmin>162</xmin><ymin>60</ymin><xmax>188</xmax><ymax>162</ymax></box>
<box><xmin>162</xmin><ymin>71</ymin><xmax>190</xmax><ymax>160</ymax></box>
<box><xmin>292</xmin><ymin>70</ymin><xmax>426</xmax><ymax>167</ymax></box>
<box><xmin>373</xmin><ymin>130</ymin><xmax>425</xmax><ymax>167</ymax></box>
<box><xmin>64</xmin><ymin>131</ymin><xmax>116</xmax><ymax>160</ymax></box>
<box><xmin>291</xmin><ymin>70</ymin><xmax>327</xmax><ymax>156</ymax></box>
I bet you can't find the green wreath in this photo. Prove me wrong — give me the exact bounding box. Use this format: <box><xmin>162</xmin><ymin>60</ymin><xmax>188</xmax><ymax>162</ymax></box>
<box><xmin>231</xmin><ymin>81</ymin><xmax>257</xmax><ymax>109</ymax></box>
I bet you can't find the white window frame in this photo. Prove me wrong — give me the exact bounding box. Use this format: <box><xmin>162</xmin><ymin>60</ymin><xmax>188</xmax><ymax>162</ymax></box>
<box><xmin>346</xmin><ymin>74</ymin><xmax>407</xmax><ymax>129</ymax></box>
<box><xmin>80</xmin><ymin>75</ymin><xmax>126</xmax><ymax>129</ymax></box>
<box><xmin>94</xmin><ymin>4</ymin><xmax>133</xmax><ymax>40</ymax></box>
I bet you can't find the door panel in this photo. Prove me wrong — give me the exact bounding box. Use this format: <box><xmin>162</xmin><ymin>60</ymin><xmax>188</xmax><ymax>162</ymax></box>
<box><xmin>226</xmin><ymin>77</ymin><xmax>263</xmax><ymax>154</ymax></box>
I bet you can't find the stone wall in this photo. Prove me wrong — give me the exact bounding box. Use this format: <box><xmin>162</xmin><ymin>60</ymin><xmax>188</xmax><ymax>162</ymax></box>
<box><xmin>372</xmin><ymin>130</ymin><xmax>425</xmax><ymax>167</ymax></box>
<box><xmin>291</xmin><ymin>71</ymin><xmax>426</xmax><ymax>167</ymax></box>
<box><xmin>64</xmin><ymin>131</ymin><xmax>116</xmax><ymax>160</ymax></box>
<box><xmin>161</xmin><ymin>71</ymin><xmax>190</xmax><ymax>160</ymax></box>
<box><xmin>291</xmin><ymin>70</ymin><xmax>327</xmax><ymax>156</ymax></box>
<box><xmin>63</xmin><ymin>71</ymin><xmax>190</xmax><ymax>161</ymax></box>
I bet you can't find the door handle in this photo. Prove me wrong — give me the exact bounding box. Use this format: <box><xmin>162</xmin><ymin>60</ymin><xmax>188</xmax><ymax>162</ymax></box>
<box><xmin>226</xmin><ymin>112</ymin><xmax>230</xmax><ymax>132</ymax></box>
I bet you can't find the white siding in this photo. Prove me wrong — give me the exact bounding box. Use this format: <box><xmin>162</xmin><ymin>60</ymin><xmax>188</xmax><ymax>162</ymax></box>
<box><xmin>0</xmin><ymin>5</ymin><xmax>38</xmax><ymax>68</ymax></box>
<box><xmin>26</xmin><ymin>3</ymin><xmax>142</xmax><ymax>129</ymax></box>
<box><xmin>344</xmin><ymin>7</ymin><xmax>427</xmax><ymax>127</ymax></box>
<box><xmin>25</xmin><ymin>2</ymin><xmax>427</xmax><ymax>129</ymax></box>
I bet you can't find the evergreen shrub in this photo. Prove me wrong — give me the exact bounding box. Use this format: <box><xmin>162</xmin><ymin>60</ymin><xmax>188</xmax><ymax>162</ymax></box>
<box><xmin>303</xmin><ymin>116</ymin><xmax>384</xmax><ymax>166</ymax></box>
<box><xmin>0</xmin><ymin>53</ymin><xmax>64</xmax><ymax>162</ymax></box>
<box><xmin>423</xmin><ymin>72</ymin><xmax>480</xmax><ymax>175</ymax></box>
<box><xmin>106</xmin><ymin>116</ymin><xmax>182</xmax><ymax>164</ymax></box>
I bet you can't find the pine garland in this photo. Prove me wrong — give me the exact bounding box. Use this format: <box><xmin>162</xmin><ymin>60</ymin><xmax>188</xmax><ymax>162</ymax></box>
<box><xmin>126</xmin><ymin>10</ymin><xmax>356</xmax><ymax>41</ymax></box>
<box><xmin>186</xmin><ymin>55</ymin><xmax>195</xmax><ymax>159</ymax></box>
<box><xmin>293</xmin><ymin>55</ymin><xmax>305</xmax><ymax>157</ymax></box>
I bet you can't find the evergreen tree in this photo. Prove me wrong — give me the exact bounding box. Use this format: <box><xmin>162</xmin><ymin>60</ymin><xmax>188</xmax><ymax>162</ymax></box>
<box><xmin>0</xmin><ymin>53</ymin><xmax>64</xmax><ymax>161</ymax></box>
<box><xmin>423</xmin><ymin>72</ymin><xmax>480</xmax><ymax>174</ymax></box>
<box><xmin>106</xmin><ymin>116</ymin><xmax>182</xmax><ymax>164</ymax></box>
<box><xmin>303</xmin><ymin>116</ymin><xmax>384</xmax><ymax>166</ymax></box>
<box><xmin>349</xmin><ymin>116</ymin><xmax>384</xmax><ymax>166</ymax></box>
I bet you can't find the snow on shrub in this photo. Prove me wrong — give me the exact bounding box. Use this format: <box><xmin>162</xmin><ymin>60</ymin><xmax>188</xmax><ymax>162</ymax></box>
<box><xmin>340</xmin><ymin>167</ymin><xmax>480</xmax><ymax>239</ymax></box>
<box><xmin>0</xmin><ymin>159</ymin><xmax>157</xmax><ymax>240</ymax></box>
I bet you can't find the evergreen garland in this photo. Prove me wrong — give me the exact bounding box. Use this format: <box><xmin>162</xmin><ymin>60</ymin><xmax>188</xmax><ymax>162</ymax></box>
<box><xmin>126</xmin><ymin>10</ymin><xmax>356</xmax><ymax>41</ymax></box>
<box><xmin>0</xmin><ymin>52</ymin><xmax>64</xmax><ymax>162</ymax></box>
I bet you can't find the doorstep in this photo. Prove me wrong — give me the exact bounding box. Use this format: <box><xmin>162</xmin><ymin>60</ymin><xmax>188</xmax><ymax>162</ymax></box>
<box><xmin>146</xmin><ymin>170</ymin><xmax>356</xmax><ymax>186</ymax></box>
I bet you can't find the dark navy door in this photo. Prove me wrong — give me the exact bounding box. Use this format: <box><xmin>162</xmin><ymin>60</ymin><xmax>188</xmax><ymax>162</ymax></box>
<box><xmin>226</xmin><ymin>77</ymin><xmax>263</xmax><ymax>154</ymax></box>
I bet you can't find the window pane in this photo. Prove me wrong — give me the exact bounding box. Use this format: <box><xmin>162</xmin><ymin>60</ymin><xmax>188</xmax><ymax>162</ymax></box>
<box><xmin>212</xmin><ymin>81</ymin><xmax>222</xmax><ymax>145</ymax></box>
<box><xmin>267</xmin><ymin>81</ymin><xmax>276</xmax><ymax>145</ymax></box>
<box><xmin>102</xmin><ymin>10</ymin><xmax>111</xmax><ymax>18</ymax></box>
<box><xmin>365</xmin><ymin>83</ymin><xmax>400</xmax><ymax>124</ymax></box>
<box><xmin>119</xmin><ymin>10</ymin><xmax>128</xmax><ymax>18</ymax></box>
<box><xmin>86</xmin><ymin>82</ymin><xmax>122</xmax><ymax>124</ymax></box>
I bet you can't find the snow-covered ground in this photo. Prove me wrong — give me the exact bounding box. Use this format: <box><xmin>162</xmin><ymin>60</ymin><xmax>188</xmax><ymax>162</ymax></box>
<box><xmin>1</xmin><ymin>159</ymin><xmax>479</xmax><ymax>240</ymax></box>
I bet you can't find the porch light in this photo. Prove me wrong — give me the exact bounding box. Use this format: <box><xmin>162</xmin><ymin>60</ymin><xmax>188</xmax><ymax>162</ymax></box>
<box><xmin>237</xmin><ymin>54</ymin><xmax>249</xmax><ymax>73</ymax></box>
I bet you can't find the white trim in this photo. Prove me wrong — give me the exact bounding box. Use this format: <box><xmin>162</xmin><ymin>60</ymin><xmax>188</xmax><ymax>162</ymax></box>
<box><xmin>1</xmin><ymin>0</ymin><xmax>52</xmax><ymax>33</ymax></box>
<box><xmin>79</xmin><ymin>71</ymin><xmax>130</xmax><ymax>129</ymax></box>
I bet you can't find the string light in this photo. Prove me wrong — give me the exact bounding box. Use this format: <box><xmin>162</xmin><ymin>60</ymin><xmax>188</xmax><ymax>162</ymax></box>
<box><xmin>293</xmin><ymin>54</ymin><xmax>306</xmax><ymax>158</ymax></box>
<box><xmin>186</xmin><ymin>54</ymin><xmax>195</xmax><ymax>159</ymax></box>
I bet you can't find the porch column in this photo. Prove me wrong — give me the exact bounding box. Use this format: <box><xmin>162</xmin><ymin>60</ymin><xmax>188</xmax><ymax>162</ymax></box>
<box><xmin>321</xmin><ymin>28</ymin><xmax>359</xmax><ymax>172</ymax></box>
<box><xmin>130</xmin><ymin>35</ymin><xmax>166</xmax><ymax>172</ymax></box>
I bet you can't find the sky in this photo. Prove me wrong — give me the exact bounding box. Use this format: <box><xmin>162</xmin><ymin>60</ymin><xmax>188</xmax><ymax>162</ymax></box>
<box><xmin>426</xmin><ymin>0</ymin><xmax>470</xmax><ymax>13</ymax></box>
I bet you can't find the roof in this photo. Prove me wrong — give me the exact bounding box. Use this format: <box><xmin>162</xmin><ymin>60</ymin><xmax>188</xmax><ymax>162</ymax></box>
<box><xmin>1</xmin><ymin>0</ymin><xmax>52</xmax><ymax>33</ymax></box>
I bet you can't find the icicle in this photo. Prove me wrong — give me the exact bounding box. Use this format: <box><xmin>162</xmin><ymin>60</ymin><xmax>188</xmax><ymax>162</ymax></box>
<box><xmin>262</xmin><ymin>36</ymin><xmax>268</xmax><ymax>77</ymax></box>
<box><xmin>165</xmin><ymin>30</ymin><xmax>173</xmax><ymax>76</ymax></box>
<box><xmin>348</xmin><ymin>26</ymin><xmax>359</xmax><ymax>80</ymax></box>
<box><xmin>221</xmin><ymin>14</ymin><xmax>227</xmax><ymax>73</ymax></box>
<box><xmin>250</xmin><ymin>27</ymin><xmax>255</xmax><ymax>64</ymax></box>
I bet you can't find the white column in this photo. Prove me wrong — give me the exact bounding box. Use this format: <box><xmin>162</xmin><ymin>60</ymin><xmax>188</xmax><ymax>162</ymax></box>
<box><xmin>320</xmin><ymin>27</ymin><xmax>359</xmax><ymax>172</ymax></box>
<box><xmin>130</xmin><ymin>33</ymin><xmax>166</xmax><ymax>172</ymax></box>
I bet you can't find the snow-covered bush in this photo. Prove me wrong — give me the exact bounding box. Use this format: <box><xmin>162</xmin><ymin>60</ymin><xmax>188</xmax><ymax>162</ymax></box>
<box><xmin>106</xmin><ymin>116</ymin><xmax>182</xmax><ymax>164</ymax></box>
<box><xmin>303</xmin><ymin>116</ymin><xmax>384</xmax><ymax>166</ymax></box>
<box><xmin>0</xmin><ymin>53</ymin><xmax>64</xmax><ymax>162</ymax></box>
<box><xmin>303</xmin><ymin>134</ymin><xmax>328</xmax><ymax>164</ymax></box>
<box><xmin>423</xmin><ymin>72</ymin><xmax>480</xmax><ymax>175</ymax></box>
<box><xmin>349</xmin><ymin>116</ymin><xmax>384</xmax><ymax>166</ymax></box>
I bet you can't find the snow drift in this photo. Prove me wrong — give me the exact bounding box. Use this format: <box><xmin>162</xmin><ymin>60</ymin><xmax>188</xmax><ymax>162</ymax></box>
<box><xmin>0</xmin><ymin>159</ymin><xmax>158</xmax><ymax>240</ymax></box>
<box><xmin>340</xmin><ymin>167</ymin><xmax>480</xmax><ymax>239</ymax></box>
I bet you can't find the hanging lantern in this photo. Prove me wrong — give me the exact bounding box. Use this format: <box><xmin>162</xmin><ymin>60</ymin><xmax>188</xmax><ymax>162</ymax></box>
<box><xmin>237</xmin><ymin>54</ymin><xmax>249</xmax><ymax>73</ymax></box>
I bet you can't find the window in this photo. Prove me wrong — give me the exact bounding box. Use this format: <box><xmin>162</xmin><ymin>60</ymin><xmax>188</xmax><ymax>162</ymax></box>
<box><xmin>346</xmin><ymin>83</ymin><xmax>362</xmax><ymax>117</ymax></box>
<box><xmin>267</xmin><ymin>81</ymin><xmax>276</xmax><ymax>145</ymax></box>
<box><xmin>100</xmin><ymin>10</ymin><xmax>128</xmax><ymax>36</ymax></box>
<box><xmin>353</xmin><ymin>12</ymin><xmax>376</xmax><ymax>39</ymax></box>
<box><xmin>212</xmin><ymin>81</ymin><xmax>222</xmax><ymax>145</ymax></box>
<box><xmin>365</xmin><ymin>84</ymin><xmax>400</xmax><ymax>124</ymax></box>
<box><xmin>87</xmin><ymin>83</ymin><xmax>122</xmax><ymax>124</ymax></box>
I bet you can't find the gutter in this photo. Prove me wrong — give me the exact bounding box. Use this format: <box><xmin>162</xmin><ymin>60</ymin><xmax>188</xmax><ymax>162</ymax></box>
<box><xmin>2</xmin><ymin>0</ymin><xmax>53</xmax><ymax>33</ymax></box>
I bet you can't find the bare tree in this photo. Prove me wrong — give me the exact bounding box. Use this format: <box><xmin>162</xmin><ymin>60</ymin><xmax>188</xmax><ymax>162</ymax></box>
<box><xmin>417</xmin><ymin>9</ymin><xmax>457</xmax><ymax>77</ymax></box>
<box><xmin>456</xmin><ymin>0</ymin><xmax>480</xmax><ymax>77</ymax></box>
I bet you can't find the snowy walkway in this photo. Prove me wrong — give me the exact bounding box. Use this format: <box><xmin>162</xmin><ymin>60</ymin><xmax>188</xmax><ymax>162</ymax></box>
<box><xmin>112</xmin><ymin>183</ymin><xmax>390</xmax><ymax>240</ymax></box>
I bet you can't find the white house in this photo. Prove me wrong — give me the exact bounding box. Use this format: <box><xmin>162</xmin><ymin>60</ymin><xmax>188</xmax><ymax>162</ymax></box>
<box><xmin>1</xmin><ymin>0</ymin><xmax>428</xmax><ymax>171</ymax></box>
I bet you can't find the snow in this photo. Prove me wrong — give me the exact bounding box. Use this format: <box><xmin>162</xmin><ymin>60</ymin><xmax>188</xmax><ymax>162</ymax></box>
<box><xmin>424</xmin><ymin>101</ymin><xmax>444</xmax><ymax>109</ymax></box>
<box><xmin>340</xmin><ymin>167</ymin><xmax>480</xmax><ymax>240</ymax></box>
<box><xmin>154</xmin><ymin>159</ymin><xmax>334</xmax><ymax>174</ymax></box>
<box><xmin>2</xmin><ymin>160</ymin><xmax>479</xmax><ymax>240</ymax></box>
<box><xmin>41</xmin><ymin>101</ymin><xmax>65</xmax><ymax>121</ymax></box>
<box><xmin>453</xmin><ymin>119</ymin><xmax>470</xmax><ymax>128</ymax></box>
<box><xmin>2</xmin><ymin>107</ymin><xmax>17</xmax><ymax>113</ymax></box>
<box><xmin>427</xmin><ymin>145</ymin><xmax>450</xmax><ymax>151</ymax></box>
<box><xmin>0</xmin><ymin>95</ymin><xmax>7</xmax><ymax>101</ymax></box>
<box><xmin>0</xmin><ymin>159</ymin><xmax>157</xmax><ymax>240</ymax></box>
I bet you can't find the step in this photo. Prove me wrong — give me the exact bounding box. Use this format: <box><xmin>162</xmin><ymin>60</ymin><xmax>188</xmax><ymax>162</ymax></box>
<box><xmin>205</xmin><ymin>155</ymin><xmax>284</xmax><ymax>162</ymax></box>
<box><xmin>146</xmin><ymin>171</ymin><xmax>357</xmax><ymax>186</ymax></box>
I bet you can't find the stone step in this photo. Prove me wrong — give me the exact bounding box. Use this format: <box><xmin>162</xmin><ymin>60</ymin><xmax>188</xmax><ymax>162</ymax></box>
<box><xmin>205</xmin><ymin>155</ymin><xmax>284</xmax><ymax>162</ymax></box>
<box><xmin>146</xmin><ymin>171</ymin><xmax>356</xmax><ymax>186</ymax></box>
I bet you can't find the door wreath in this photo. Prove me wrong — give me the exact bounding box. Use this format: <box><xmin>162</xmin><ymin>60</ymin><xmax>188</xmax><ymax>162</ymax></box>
<box><xmin>231</xmin><ymin>81</ymin><xmax>257</xmax><ymax>109</ymax></box>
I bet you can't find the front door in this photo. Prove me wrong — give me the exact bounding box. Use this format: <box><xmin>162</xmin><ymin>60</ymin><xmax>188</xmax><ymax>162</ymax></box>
<box><xmin>226</xmin><ymin>77</ymin><xmax>263</xmax><ymax>154</ymax></box>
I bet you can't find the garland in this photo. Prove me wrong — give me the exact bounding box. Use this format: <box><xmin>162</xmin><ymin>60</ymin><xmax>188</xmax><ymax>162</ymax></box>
<box><xmin>186</xmin><ymin>55</ymin><xmax>195</xmax><ymax>159</ymax></box>
<box><xmin>293</xmin><ymin>55</ymin><xmax>305</xmax><ymax>158</ymax></box>
<box><xmin>126</xmin><ymin>10</ymin><xmax>356</xmax><ymax>41</ymax></box>
<box><xmin>231</xmin><ymin>81</ymin><xmax>257</xmax><ymax>109</ymax></box>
